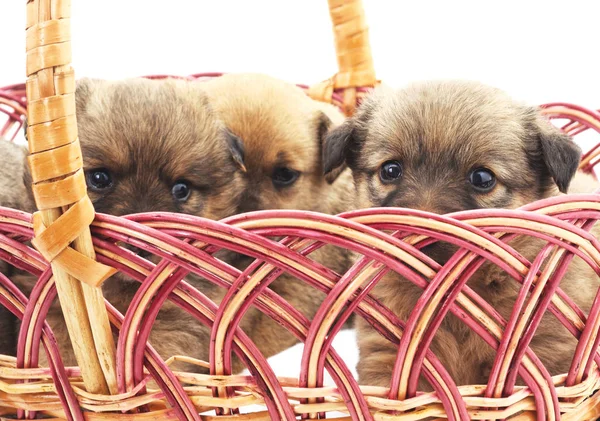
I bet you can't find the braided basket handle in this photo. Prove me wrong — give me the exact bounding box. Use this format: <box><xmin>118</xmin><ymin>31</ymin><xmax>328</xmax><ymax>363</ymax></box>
<box><xmin>25</xmin><ymin>0</ymin><xmax>117</xmax><ymax>394</ymax></box>
<box><xmin>309</xmin><ymin>0</ymin><xmax>378</xmax><ymax>115</ymax></box>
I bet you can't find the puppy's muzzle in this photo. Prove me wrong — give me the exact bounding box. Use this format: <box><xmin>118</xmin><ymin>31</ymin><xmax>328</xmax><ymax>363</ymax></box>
<box><xmin>384</xmin><ymin>186</ymin><xmax>464</xmax><ymax>215</ymax></box>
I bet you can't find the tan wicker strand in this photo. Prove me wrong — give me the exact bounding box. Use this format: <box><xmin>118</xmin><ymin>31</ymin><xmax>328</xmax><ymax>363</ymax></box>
<box><xmin>308</xmin><ymin>0</ymin><xmax>377</xmax><ymax>115</ymax></box>
<box><xmin>328</xmin><ymin>0</ymin><xmax>376</xmax><ymax>87</ymax></box>
<box><xmin>25</xmin><ymin>0</ymin><xmax>117</xmax><ymax>395</ymax></box>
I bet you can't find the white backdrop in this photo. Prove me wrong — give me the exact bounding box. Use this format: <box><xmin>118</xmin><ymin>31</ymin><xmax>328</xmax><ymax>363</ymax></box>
<box><xmin>1</xmin><ymin>0</ymin><xmax>600</xmax><ymax>387</ymax></box>
<box><xmin>2</xmin><ymin>1</ymin><xmax>600</xmax><ymax>104</ymax></box>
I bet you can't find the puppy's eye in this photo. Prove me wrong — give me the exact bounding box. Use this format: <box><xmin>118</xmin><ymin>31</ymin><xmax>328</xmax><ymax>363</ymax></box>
<box><xmin>272</xmin><ymin>167</ymin><xmax>300</xmax><ymax>187</ymax></box>
<box><xmin>86</xmin><ymin>169</ymin><xmax>113</xmax><ymax>191</ymax></box>
<box><xmin>172</xmin><ymin>180</ymin><xmax>191</xmax><ymax>201</ymax></box>
<box><xmin>380</xmin><ymin>160</ymin><xmax>403</xmax><ymax>183</ymax></box>
<box><xmin>469</xmin><ymin>168</ymin><xmax>496</xmax><ymax>192</ymax></box>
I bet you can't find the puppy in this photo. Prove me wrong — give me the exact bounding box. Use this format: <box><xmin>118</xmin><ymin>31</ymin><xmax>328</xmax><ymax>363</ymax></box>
<box><xmin>0</xmin><ymin>139</ymin><xmax>35</xmax><ymax>357</ymax></box>
<box><xmin>14</xmin><ymin>75</ymin><xmax>353</xmax><ymax>374</ymax></box>
<box><xmin>201</xmin><ymin>73</ymin><xmax>351</xmax><ymax>214</ymax></box>
<box><xmin>200</xmin><ymin>73</ymin><xmax>355</xmax><ymax>367</ymax></box>
<box><xmin>323</xmin><ymin>80</ymin><xmax>599</xmax><ymax>388</ymax></box>
<box><xmin>12</xmin><ymin>77</ymin><xmax>247</xmax><ymax>370</ymax></box>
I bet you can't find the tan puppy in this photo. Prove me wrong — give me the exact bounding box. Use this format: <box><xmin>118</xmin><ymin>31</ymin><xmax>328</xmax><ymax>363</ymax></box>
<box><xmin>200</xmin><ymin>73</ymin><xmax>355</xmax><ymax>367</ymax></box>
<box><xmin>323</xmin><ymin>80</ymin><xmax>599</xmax><ymax>388</ymax></box>
<box><xmin>13</xmin><ymin>75</ymin><xmax>353</xmax><ymax>374</ymax></box>
<box><xmin>201</xmin><ymin>73</ymin><xmax>351</xmax><ymax>213</ymax></box>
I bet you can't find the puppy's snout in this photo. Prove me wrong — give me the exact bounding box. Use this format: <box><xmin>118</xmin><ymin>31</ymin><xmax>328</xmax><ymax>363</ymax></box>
<box><xmin>109</xmin><ymin>183</ymin><xmax>177</xmax><ymax>215</ymax></box>
<box><xmin>411</xmin><ymin>202</ymin><xmax>462</xmax><ymax>215</ymax></box>
<box><xmin>387</xmin><ymin>188</ymin><xmax>462</xmax><ymax>215</ymax></box>
<box><xmin>121</xmin><ymin>198</ymin><xmax>162</xmax><ymax>215</ymax></box>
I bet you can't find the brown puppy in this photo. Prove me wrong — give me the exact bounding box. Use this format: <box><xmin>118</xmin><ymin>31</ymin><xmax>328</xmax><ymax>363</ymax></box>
<box><xmin>201</xmin><ymin>73</ymin><xmax>351</xmax><ymax>213</ymax></box>
<box><xmin>0</xmin><ymin>139</ymin><xmax>35</xmax><ymax>356</ymax></box>
<box><xmin>14</xmin><ymin>75</ymin><xmax>353</xmax><ymax>374</ymax></box>
<box><xmin>200</xmin><ymin>73</ymin><xmax>355</xmax><ymax>367</ymax></box>
<box><xmin>323</xmin><ymin>80</ymin><xmax>599</xmax><ymax>388</ymax></box>
<box><xmin>14</xmin><ymin>77</ymin><xmax>246</xmax><ymax>369</ymax></box>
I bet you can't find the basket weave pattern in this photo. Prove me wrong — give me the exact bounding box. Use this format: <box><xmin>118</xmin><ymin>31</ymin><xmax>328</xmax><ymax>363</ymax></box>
<box><xmin>1</xmin><ymin>0</ymin><xmax>600</xmax><ymax>420</ymax></box>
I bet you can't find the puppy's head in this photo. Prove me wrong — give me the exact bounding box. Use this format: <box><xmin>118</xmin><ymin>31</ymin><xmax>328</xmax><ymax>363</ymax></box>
<box><xmin>201</xmin><ymin>73</ymin><xmax>347</xmax><ymax>214</ymax></box>
<box><xmin>323</xmin><ymin>81</ymin><xmax>581</xmax><ymax>213</ymax></box>
<box><xmin>72</xmin><ymin>78</ymin><xmax>247</xmax><ymax>219</ymax></box>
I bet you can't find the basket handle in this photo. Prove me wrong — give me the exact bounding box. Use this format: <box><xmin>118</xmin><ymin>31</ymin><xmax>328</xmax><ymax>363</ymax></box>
<box><xmin>25</xmin><ymin>0</ymin><xmax>117</xmax><ymax>394</ymax></box>
<box><xmin>309</xmin><ymin>0</ymin><xmax>378</xmax><ymax>115</ymax></box>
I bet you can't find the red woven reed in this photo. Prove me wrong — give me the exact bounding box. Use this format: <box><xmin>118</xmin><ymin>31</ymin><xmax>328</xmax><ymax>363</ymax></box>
<box><xmin>0</xmin><ymin>88</ymin><xmax>27</xmax><ymax>141</ymax></box>
<box><xmin>541</xmin><ymin>103</ymin><xmax>600</xmax><ymax>174</ymax></box>
<box><xmin>0</xmin><ymin>190</ymin><xmax>599</xmax><ymax>419</ymax></box>
<box><xmin>0</xmin><ymin>196</ymin><xmax>598</xmax><ymax>416</ymax></box>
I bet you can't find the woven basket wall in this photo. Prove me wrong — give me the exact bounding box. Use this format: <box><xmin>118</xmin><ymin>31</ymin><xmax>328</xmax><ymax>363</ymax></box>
<box><xmin>1</xmin><ymin>1</ymin><xmax>600</xmax><ymax>420</ymax></box>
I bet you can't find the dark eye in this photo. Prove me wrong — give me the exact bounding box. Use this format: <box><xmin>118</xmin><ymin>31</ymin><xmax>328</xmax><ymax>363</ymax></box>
<box><xmin>86</xmin><ymin>169</ymin><xmax>113</xmax><ymax>191</ymax></box>
<box><xmin>380</xmin><ymin>160</ymin><xmax>403</xmax><ymax>182</ymax></box>
<box><xmin>272</xmin><ymin>167</ymin><xmax>300</xmax><ymax>187</ymax></box>
<box><xmin>171</xmin><ymin>180</ymin><xmax>191</xmax><ymax>201</ymax></box>
<box><xmin>469</xmin><ymin>168</ymin><xmax>496</xmax><ymax>192</ymax></box>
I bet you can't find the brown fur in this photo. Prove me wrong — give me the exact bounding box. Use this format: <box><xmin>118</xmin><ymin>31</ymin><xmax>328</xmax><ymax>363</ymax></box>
<box><xmin>201</xmin><ymin>73</ymin><xmax>349</xmax><ymax>213</ymax></box>
<box><xmin>15</xmin><ymin>77</ymin><xmax>244</xmax><ymax>371</ymax></box>
<box><xmin>323</xmin><ymin>80</ymin><xmax>598</xmax><ymax>389</ymax></box>
<box><xmin>0</xmin><ymin>139</ymin><xmax>34</xmax><ymax>213</ymax></box>
<box><xmin>10</xmin><ymin>75</ymin><xmax>354</xmax><ymax>374</ymax></box>
<box><xmin>0</xmin><ymin>139</ymin><xmax>35</xmax><ymax>356</ymax></box>
<box><xmin>199</xmin><ymin>73</ymin><xmax>355</xmax><ymax>368</ymax></box>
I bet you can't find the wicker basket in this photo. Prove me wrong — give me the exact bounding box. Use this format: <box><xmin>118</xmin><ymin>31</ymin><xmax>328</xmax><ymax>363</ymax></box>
<box><xmin>1</xmin><ymin>0</ymin><xmax>600</xmax><ymax>419</ymax></box>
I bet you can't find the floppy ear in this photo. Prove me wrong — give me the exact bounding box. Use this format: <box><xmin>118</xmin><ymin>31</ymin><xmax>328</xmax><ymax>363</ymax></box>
<box><xmin>224</xmin><ymin>129</ymin><xmax>246</xmax><ymax>172</ymax></box>
<box><xmin>322</xmin><ymin>119</ymin><xmax>355</xmax><ymax>183</ymax></box>
<box><xmin>536</xmin><ymin>116</ymin><xmax>581</xmax><ymax>193</ymax></box>
<box><xmin>315</xmin><ymin>112</ymin><xmax>345</xmax><ymax>184</ymax></box>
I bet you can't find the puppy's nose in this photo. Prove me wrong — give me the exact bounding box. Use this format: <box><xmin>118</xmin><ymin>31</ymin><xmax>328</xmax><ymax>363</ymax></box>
<box><xmin>412</xmin><ymin>204</ymin><xmax>441</xmax><ymax>214</ymax></box>
<box><xmin>412</xmin><ymin>204</ymin><xmax>463</xmax><ymax>215</ymax></box>
<box><xmin>393</xmin><ymin>190</ymin><xmax>462</xmax><ymax>215</ymax></box>
<box><xmin>392</xmin><ymin>198</ymin><xmax>446</xmax><ymax>214</ymax></box>
<box><xmin>118</xmin><ymin>194</ymin><xmax>173</xmax><ymax>215</ymax></box>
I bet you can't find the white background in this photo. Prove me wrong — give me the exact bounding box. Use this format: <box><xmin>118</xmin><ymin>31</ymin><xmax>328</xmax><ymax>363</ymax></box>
<box><xmin>2</xmin><ymin>1</ymin><xmax>600</xmax><ymax>104</ymax></box>
<box><xmin>1</xmin><ymin>0</ymin><xmax>600</xmax><ymax>392</ymax></box>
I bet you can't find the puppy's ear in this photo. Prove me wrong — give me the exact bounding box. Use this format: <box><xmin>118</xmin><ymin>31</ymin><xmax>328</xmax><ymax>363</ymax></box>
<box><xmin>322</xmin><ymin>119</ymin><xmax>355</xmax><ymax>183</ymax></box>
<box><xmin>225</xmin><ymin>129</ymin><xmax>246</xmax><ymax>172</ymax></box>
<box><xmin>315</xmin><ymin>112</ymin><xmax>345</xmax><ymax>183</ymax></box>
<box><xmin>322</xmin><ymin>90</ymin><xmax>378</xmax><ymax>182</ymax></box>
<box><xmin>535</xmin><ymin>115</ymin><xmax>582</xmax><ymax>193</ymax></box>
